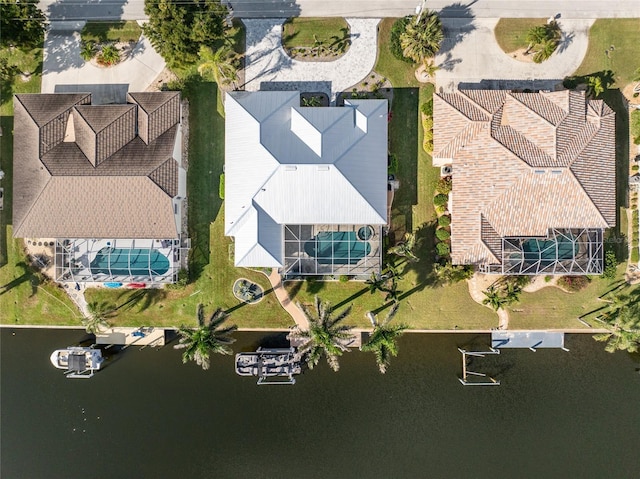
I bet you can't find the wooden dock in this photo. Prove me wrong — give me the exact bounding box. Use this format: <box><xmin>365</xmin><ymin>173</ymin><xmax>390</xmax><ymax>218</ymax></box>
<box><xmin>95</xmin><ymin>327</ymin><xmax>165</xmax><ymax>347</ymax></box>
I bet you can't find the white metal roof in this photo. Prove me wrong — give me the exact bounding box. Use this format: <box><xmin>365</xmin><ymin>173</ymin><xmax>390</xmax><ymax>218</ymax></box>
<box><xmin>225</xmin><ymin>92</ymin><xmax>388</xmax><ymax>268</ymax></box>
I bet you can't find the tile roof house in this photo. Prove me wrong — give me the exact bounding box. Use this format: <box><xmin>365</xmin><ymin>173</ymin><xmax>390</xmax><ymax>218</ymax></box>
<box><xmin>225</xmin><ymin>91</ymin><xmax>388</xmax><ymax>277</ymax></box>
<box><xmin>13</xmin><ymin>91</ymin><xmax>185</xmax><ymax>283</ymax></box>
<box><xmin>433</xmin><ymin>89</ymin><xmax>615</xmax><ymax>275</ymax></box>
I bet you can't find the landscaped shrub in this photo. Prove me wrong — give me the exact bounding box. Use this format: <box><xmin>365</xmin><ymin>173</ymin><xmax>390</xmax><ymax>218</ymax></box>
<box><xmin>390</xmin><ymin>16</ymin><xmax>413</xmax><ymax>63</ymax></box>
<box><xmin>97</xmin><ymin>44</ymin><xmax>120</xmax><ymax>66</ymax></box>
<box><xmin>167</xmin><ymin>268</ymin><xmax>189</xmax><ymax>289</ymax></box>
<box><xmin>631</xmin><ymin>110</ymin><xmax>640</xmax><ymax>145</ymax></box>
<box><xmin>558</xmin><ymin>275</ymin><xmax>591</xmax><ymax>292</ymax></box>
<box><xmin>433</xmin><ymin>261</ymin><xmax>473</xmax><ymax>285</ymax></box>
<box><xmin>433</xmin><ymin>193</ymin><xmax>448</xmax><ymax>206</ymax></box>
<box><xmin>219</xmin><ymin>173</ymin><xmax>225</xmax><ymax>199</ymax></box>
<box><xmin>438</xmin><ymin>215</ymin><xmax>451</xmax><ymax>227</ymax></box>
<box><xmin>339</xmin><ymin>274</ymin><xmax>349</xmax><ymax>282</ymax></box>
<box><xmin>632</xmin><ymin>247</ymin><xmax>639</xmax><ymax>263</ymax></box>
<box><xmin>435</xmin><ymin>204</ymin><xmax>447</xmax><ymax>215</ymax></box>
<box><xmin>602</xmin><ymin>250</ymin><xmax>617</xmax><ymax>279</ymax></box>
<box><xmin>563</xmin><ymin>76</ymin><xmax>579</xmax><ymax>89</ymax></box>
<box><xmin>421</xmin><ymin>99</ymin><xmax>433</xmax><ymax>116</ymax></box>
<box><xmin>388</xmin><ymin>154</ymin><xmax>398</xmax><ymax>175</ymax></box>
<box><xmin>436</xmin><ymin>241</ymin><xmax>450</xmax><ymax>257</ymax></box>
<box><xmin>544</xmin><ymin>275</ymin><xmax>553</xmax><ymax>282</ymax></box>
<box><xmin>436</xmin><ymin>177</ymin><xmax>452</xmax><ymax>195</ymax></box>
<box><xmin>435</xmin><ymin>228</ymin><xmax>450</xmax><ymax>241</ymax></box>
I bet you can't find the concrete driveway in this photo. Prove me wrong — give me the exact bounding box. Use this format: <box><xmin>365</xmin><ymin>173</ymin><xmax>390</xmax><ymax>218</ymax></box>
<box><xmin>243</xmin><ymin>18</ymin><xmax>379</xmax><ymax>99</ymax></box>
<box><xmin>435</xmin><ymin>18</ymin><xmax>594</xmax><ymax>91</ymax></box>
<box><xmin>41</xmin><ymin>23</ymin><xmax>166</xmax><ymax>104</ymax></box>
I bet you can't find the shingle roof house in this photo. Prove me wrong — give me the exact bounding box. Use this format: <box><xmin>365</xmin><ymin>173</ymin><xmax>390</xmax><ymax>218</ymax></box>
<box><xmin>433</xmin><ymin>89</ymin><xmax>615</xmax><ymax>275</ymax></box>
<box><xmin>225</xmin><ymin>91</ymin><xmax>388</xmax><ymax>277</ymax></box>
<box><xmin>13</xmin><ymin>92</ymin><xmax>185</xmax><ymax>283</ymax></box>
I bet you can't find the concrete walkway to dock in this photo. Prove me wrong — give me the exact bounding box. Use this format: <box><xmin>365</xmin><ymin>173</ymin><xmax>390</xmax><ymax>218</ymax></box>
<box><xmin>267</xmin><ymin>269</ymin><xmax>309</xmax><ymax>330</ymax></box>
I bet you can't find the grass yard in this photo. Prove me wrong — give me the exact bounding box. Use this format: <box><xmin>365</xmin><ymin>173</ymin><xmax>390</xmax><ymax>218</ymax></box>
<box><xmin>374</xmin><ymin>18</ymin><xmax>420</xmax><ymax>88</ymax></box>
<box><xmin>84</xmin><ymin>81</ymin><xmax>293</xmax><ymax>329</ymax></box>
<box><xmin>0</xmin><ymin>46</ymin><xmax>42</xmax><ymax>115</ymax></box>
<box><xmin>80</xmin><ymin>21</ymin><xmax>142</xmax><ymax>44</ymax></box>
<box><xmin>509</xmin><ymin>268</ymin><xmax>638</xmax><ymax>329</ymax></box>
<box><xmin>493</xmin><ymin>18</ymin><xmax>546</xmax><ymax>53</ymax></box>
<box><xmin>574</xmin><ymin>19</ymin><xmax>640</xmax><ymax>87</ymax></box>
<box><xmin>282</xmin><ymin>18</ymin><xmax>349</xmax><ymax>48</ymax></box>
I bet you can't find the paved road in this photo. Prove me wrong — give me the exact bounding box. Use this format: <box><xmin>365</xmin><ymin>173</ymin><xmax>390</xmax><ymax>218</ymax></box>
<box><xmin>39</xmin><ymin>0</ymin><xmax>640</xmax><ymax>21</ymax></box>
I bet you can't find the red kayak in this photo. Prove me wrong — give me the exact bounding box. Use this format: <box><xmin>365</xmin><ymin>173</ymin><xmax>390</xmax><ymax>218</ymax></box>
<box><xmin>126</xmin><ymin>283</ymin><xmax>147</xmax><ymax>289</ymax></box>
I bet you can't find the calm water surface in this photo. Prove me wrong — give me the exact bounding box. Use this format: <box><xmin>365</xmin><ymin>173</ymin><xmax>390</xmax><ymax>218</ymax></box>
<box><xmin>1</xmin><ymin>329</ymin><xmax>639</xmax><ymax>478</ymax></box>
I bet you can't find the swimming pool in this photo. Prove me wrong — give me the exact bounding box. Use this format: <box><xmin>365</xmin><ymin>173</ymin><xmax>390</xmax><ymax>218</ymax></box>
<box><xmin>90</xmin><ymin>248</ymin><xmax>170</xmax><ymax>276</ymax></box>
<box><xmin>522</xmin><ymin>236</ymin><xmax>577</xmax><ymax>262</ymax></box>
<box><xmin>304</xmin><ymin>232</ymin><xmax>371</xmax><ymax>265</ymax></box>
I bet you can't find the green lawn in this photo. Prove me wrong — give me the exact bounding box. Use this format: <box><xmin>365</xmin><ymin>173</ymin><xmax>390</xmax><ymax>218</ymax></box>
<box><xmin>574</xmin><ymin>19</ymin><xmax>640</xmax><ymax>87</ymax></box>
<box><xmin>509</xmin><ymin>268</ymin><xmax>639</xmax><ymax>329</ymax></box>
<box><xmin>80</xmin><ymin>21</ymin><xmax>142</xmax><ymax>43</ymax></box>
<box><xmin>0</xmin><ymin>44</ymin><xmax>81</xmax><ymax>325</ymax></box>
<box><xmin>374</xmin><ymin>18</ymin><xmax>420</xmax><ymax>88</ymax></box>
<box><xmin>493</xmin><ymin>18</ymin><xmax>546</xmax><ymax>53</ymax></box>
<box><xmin>282</xmin><ymin>18</ymin><xmax>349</xmax><ymax>48</ymax></box>
<box><xmin>84</xmin><ymin>81</ymin><xmax>293</xmax><ymax>329</ymax></box>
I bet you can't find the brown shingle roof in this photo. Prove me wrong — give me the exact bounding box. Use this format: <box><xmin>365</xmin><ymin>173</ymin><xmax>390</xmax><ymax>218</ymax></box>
<box><xmin>127</xmin><ymin>92</ymin><xmax>180</xmax><ymax>144</ymax></box>
<box><xmin>13</xmin><ymin>93</ymin><xmax>181</xmax><ymax>239</ymax></box>
<box><xmin>434</xmin><ymin>89</ymin><xmax>615</xmax><ymax>266</ymax></box>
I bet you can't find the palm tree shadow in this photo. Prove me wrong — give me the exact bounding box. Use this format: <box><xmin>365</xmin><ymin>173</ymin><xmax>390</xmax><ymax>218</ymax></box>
<box><xmin>556</xmin><ymin>30</ymin><xmax>575</xmax><ymax>54</ymax></box>
<box><xmin>116</xmin><ymin>289</ymin><xmax>167</xmax><ymax>312</ymax></box>
<box><xmin>438</xmin><ymin>3</ymin><xmax>476</xmax><ymax>57</ymax></box>
<box><xmin>0</xmin><ymin>261</ymin><xmax>39</xmax><ymax>297</ymax></box>
<box><xmin>332</xmin><ymin>287</ymin><xmax>369</xmax><ymax>310</ymax></box>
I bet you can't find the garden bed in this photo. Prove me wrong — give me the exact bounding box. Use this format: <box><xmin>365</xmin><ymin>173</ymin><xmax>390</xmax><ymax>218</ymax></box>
<box><xmin>282</xmin><ymin>17</ymin><xmax>350</xmax><ymax>61</ymax></box>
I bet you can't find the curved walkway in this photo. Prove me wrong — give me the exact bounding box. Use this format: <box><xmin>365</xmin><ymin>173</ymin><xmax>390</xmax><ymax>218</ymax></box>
<box><xmin>267</xmin><ymin>269</ymin><xmax>309</xmax><ymax>330</ymax></box>
<box><xmin>436</xmin><ymin>18</ymin><xmax>594</xmax><ymax>92</ymax></box>
<box><xmin>243</xmin><ymin>18</ymin><xmax>379</xmax><ymax>99</ymax></box>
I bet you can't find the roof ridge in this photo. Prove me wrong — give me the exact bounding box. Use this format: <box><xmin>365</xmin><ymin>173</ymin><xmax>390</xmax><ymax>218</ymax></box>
<box><xmin>330</xmin><ymin>166</ymin><xmax>386</xmax><ymax>224</ymax></box>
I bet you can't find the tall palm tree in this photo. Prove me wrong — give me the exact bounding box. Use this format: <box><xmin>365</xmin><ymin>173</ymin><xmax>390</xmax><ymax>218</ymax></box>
<box><xmin>532</xmin><ymin>39</ymin><xmax>557</xmax><ymax>63</ymax></box>
<box><xmin>197</xmin><ymin>44</ymin><xmax>239</xmax><ymax>86</ymax></box>
<box><xmin>83</xmin><ymin>301</ymin><xmax>116</xmax><ymax>334</ymax></box>
<box><xmin>593</xmin><ymin>305</ymin><xmax>640</xmax><ymax>353</ymax></box>
<box><xmin>399</xmin><ymin>11</ymin><xmax>443</xmax><ymax>65</ymax></box>
<box><xmin>362</xmin><ymin>303</ymin><xmax>407</xmax><ymax>373</ymax></box>
<box><xmin>174</xmin><ymin>304</ymin><xmax>237</xmax><ymax>370</ymax></box>
<box><xmin>482</xmin><ymin>284</ymin><xmax>509</xmax><ymax>311</ymax></box>
<box><xmin>289</xmin><ymin>296</ymin><xmax>354</xmax><ymax>372</ymax></box>
<box><xmin>388</xmin><ymin>232</ymin><xmax>419</xmax><ymax>263</ymax></box>
<box><xmin>422</xmin><ymin>59</ymin><xmax>440</xmax><ymax>78</ymax></box>
<box><xmin>503</xmin><ymin>280</ymin><xmax>522</xmax><ymax>305</ymax></box>
<box><xmin>525</xmin><ymin>25</ymin><xmax>548</xmax><ymax>53</ymax></box>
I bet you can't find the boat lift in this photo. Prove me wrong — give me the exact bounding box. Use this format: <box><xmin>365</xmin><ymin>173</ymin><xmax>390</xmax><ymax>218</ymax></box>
<box><xmin>458</xmin><ymin>347</ymin><xmax>501</xmax><ymax>386</ymax></box>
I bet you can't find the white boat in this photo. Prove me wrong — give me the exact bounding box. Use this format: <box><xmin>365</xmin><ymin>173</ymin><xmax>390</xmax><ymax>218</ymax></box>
<box><xmin>50</xmin><ymin>347</ymin><xmax>104</xmax><ymax>378</ymax></box>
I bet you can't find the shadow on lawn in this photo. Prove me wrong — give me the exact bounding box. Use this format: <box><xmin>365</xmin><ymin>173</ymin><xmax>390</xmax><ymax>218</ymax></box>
<box><xmin>184</xmin><ymin>79</ymin><xmax>225</xmax><ymax>281</ymax></box>
<box><xmin>115</xmin><ymin>288</ymin><xmax>167</xmax><ymax>312</ymax></box>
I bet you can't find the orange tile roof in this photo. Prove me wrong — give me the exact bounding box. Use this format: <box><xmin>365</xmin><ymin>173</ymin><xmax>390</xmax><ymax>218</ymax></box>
<box><xmin>433</xmin><ymin>90</ymin><xmax>615</xmax><ymax>266</ymax></box>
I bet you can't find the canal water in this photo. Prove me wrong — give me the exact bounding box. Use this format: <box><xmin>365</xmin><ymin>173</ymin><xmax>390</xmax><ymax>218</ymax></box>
<box><xmin>1</xmin><ymin>329</ymin><xmax>639</xmax><ymax>478</ymax></box>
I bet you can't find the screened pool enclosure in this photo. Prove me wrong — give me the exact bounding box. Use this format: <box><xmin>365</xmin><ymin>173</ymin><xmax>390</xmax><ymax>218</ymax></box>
<box><xmin>480</xmin><ymin>228</ymin><xmax>604</xmax><ymax>275</ymax></box>
<box><xmin>55</xmin><ymin>239</ymin><xmax>180</xmax><ymax>284</ymax></box>
<box><xmin>283</xmin><ymin>224</ymin><xmax>382</xmax><ymax>278</ymax></box>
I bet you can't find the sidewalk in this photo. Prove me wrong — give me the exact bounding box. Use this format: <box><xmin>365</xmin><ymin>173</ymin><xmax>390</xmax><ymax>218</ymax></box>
<box><xmin>267</xmin><ymin>269</ymin><xmax>309</xmax><ymax>330</ymax></box>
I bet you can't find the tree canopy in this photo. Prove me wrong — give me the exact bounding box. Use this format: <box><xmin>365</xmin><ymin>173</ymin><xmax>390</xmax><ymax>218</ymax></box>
<box><xmin>0</xmin><ymin>0</ymin><xmax>46</xmax><ymax>48</ymax></box>
<box><xmin>143</xmin><ymin>0</ymin><xmax>228</xmax><ymax>67</ymax></box>
<box><xmin>399</xmin><ymin>11</ymin><xmax>444</xmax><ymax>65</ymax></box>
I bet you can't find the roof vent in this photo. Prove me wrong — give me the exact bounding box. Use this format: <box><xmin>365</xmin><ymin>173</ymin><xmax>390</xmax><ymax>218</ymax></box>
<box><xmin>284</xmin><ymin>165</ymin><xmax>297</xmax><ymax>171</ymax></box>
<box><xmin>317</xmin><ymin>165</ymin><xmax>330</xmax><ymax>171</ymax></box>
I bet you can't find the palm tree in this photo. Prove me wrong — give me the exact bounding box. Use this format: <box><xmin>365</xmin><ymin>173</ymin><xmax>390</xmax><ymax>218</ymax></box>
<box><xmin>482</xmin><ymin>284</ymin><xmax>509</xmax><ymax>311</ymax></box>
<box><xmin>422</xmin><ymin>59</ymin><xmax>440</xmax><ymax>78</ymax></box>
<box><xmin>586</xmin><ymin>76</ymin><xmax>604</xmax><ymax>98</ymax></box>
<box><xmin>388</xmin><ymin>232</ymin><xmax>419</xmax><ymax>263</ymax></box>
<box><xmin>399</xmin><ymin>11</ymin><xmax>443</xmax><ymax>65</ymax></box>
<box><xmin>197</xmin><ymin>44</ymin><xmax>239</xmax><ymax>86</ymax></box>
<box><xmin>366</xmin><ymin>271</ymin><xmax>388</xmax><ymax>295</ymax></box>
<box><xmin>503</xmin><ymin>280</ymin><xmax>522</xmax><ymax>305</ymax></box>
<box><xmin>362</xmin><ymin>303</ymin><xmax>407</xmax><ymax>373</ymax></box>
<box><xmin>80</xmin><ymin>41</ymin><xmax>95</xmax><ymax>61</ymax></box>
<box><xmin>593</xmin><ymin>305</ymin><xmax>640</xmax><ymax>353</ymax></box>
<box><xmin>289</xmin><ymin>296</ymin><xmax>354</xmax><ymax>372</ymax></box>
<box><xmin>174</xmin><ymin>304</ymin><xmax>237</xmax><ymax>370</ymax></box>
<box><xmin>83</xmin><ymin>301</ymin><xmax>116</xmax><ymax>334</ymax></box>
<box><xmin>98</xmin><ymin>44</ymin><xmax>120</xmax><ymax>66</ymax></box>
<box><xmin>533</xmin><ymin>39</ymin><xmax>557</xmax><ymax>63</ymax></box>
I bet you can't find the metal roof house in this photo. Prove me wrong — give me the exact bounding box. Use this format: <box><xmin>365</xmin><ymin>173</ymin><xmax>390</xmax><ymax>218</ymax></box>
<box><xmin>13</xmin><ymin>92</ymin><xmax>186</xmax><ymax>284</ymax></box>
<box><xmin>225</xmin><ymin>91</ymin><xmax>388</xmax><ymax>278</ymax></box>
<box><xmin>433</xmin><ymin>89</ymin><xmax>616</xmax><ymax>275</ymax></box>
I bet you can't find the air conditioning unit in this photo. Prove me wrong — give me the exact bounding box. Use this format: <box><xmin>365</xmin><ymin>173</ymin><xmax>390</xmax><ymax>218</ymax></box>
<box><xmin>441</xmin><ymin>165</ymin><xmax>452</xmax><ymax>177</ymax></box>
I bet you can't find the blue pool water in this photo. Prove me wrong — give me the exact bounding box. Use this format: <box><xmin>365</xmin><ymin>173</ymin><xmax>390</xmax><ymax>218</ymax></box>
<box><xmin>522</xmin><ymin>237</ymin><xmax>577</xmax><ymax>261</ymax></box>
<box><xmin>90</xmin><ymin>248</ymin><xmax>170</xmax><ymax>276</ymax></box>
<box><xmin>304</xmin><ymin>231</ymin><xmax>371</xmax><ymax>264</ymax></box>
